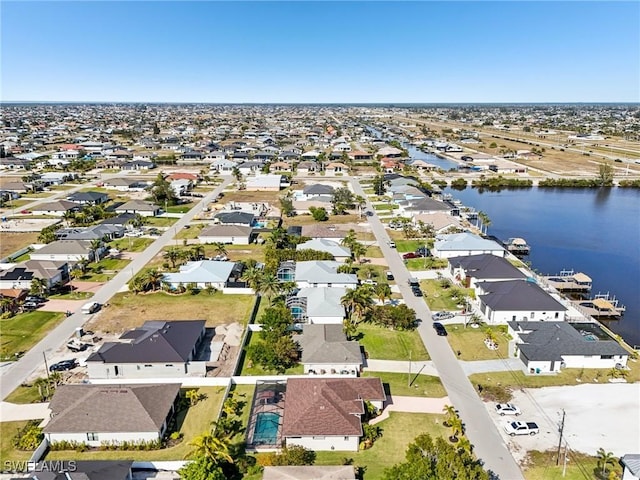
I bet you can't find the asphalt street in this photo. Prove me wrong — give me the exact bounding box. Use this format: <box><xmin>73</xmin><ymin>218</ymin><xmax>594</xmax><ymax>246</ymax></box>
<box><xmin>350</xmin><ymin>177</ymin><xmax>525</xmax><ymax>480</ymax></box>
<box><xmin>0</xmin><ymin>176</ymin><xmax>232</xmax><ymax>400</ymax></box>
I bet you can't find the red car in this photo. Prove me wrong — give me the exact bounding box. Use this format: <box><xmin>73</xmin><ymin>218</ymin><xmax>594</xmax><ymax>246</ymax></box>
<box><xmin>20</xmin><ymin>210</ymin><xmax>31</xmax><ymax>214</ymax></box>
<box><xmin>402</xmin><ymin>252</ymin><xmax>422</xmax><ymax>259</ymax></box>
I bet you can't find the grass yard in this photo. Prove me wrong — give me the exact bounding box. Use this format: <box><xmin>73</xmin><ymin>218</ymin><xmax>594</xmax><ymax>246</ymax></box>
<box><xmin>49</xmin><ymin>290</ymin><xmax>93</xmax><ymax>301</ymax></box>
<box><xmin>364</xmin><ymin>246</ymin><xmax>384</xmax><ymax>258</ymax></box>
<box><xmin>283</xmin><ymin>213</ymin><xmax>362</xmax><ymax>227</ymax></box>
<box><xmin>355</xmin><ymin>264</ymin><xmax>388</xmax><ymax>283</ymax></box>
<box><xmin>394</xmin><ymin>239</ymin><xmax>427</xmax><ymax>253</ymax></box>
<box><xmin>0</xmin><ymin>421</ymin><xmax>33</xmax><ymax>465</ymax></box>
<box><xmin>46</xmin><ymin>386</ymin><xmax>225</xmax><ymax>461</ymax></box>
<box><xmin>313</xmin><ymin>412</ymin><xmax>448</xmax><ymax>480</ymax></box>
<box><xmin>0</xmin><ymin>232</ymin><xmax>39</xmax><ymax>258</ymax></box>
<box><xmin>222</xmin><ymin>190</ymin><xmax>282</xmax><ymax>203</ymax></box>
<box><xmin>166</xmin><ymin>202</ymin><xmax>196</xmax><ymax>214</ymax></box>
<box><xmin>523</xmin><ymin>449</ymin><xmax>621</xmax><ymax>480</ymax></box>
<box><xmin>144</xmin><ymin>216</ymin><xmax>179</xmax><ymax>227</ymax></box>
<box><xmin>445</xmin><ymin>324</ymin><xmax>510</xmax><ymax>360</ymax></box>
<box><xmin>87</xmin><ymin>291</ymin><xmax>256</xmax><ymax>333</ymax></box>
<box><xmin>361</xmin><ymin>371</ymin><xmax>446</xmax><ymax>398</ymax></box>
<box><xmin>223</xmin><ymin>244</ymin><xmax>266</xmax><ymax>263</ymax></box>
<box><xmin>405</xmin><ymin>257</ymin><xmax>448</xmax><ymax>271</ymax></box>
<box><xmin>238</xmin><ymin>331</ymin><xmax>304</xmax><ymax>376</ymax></box>
<box><xmin>372</xmin><ymin>203</ymin><xmax>398</xmax><ymax>212</ymax></box>
<box><xmin>176</xmin><ymin>223</ymin><xmax>206</xmax><ymax>239</ymax></box>
<box><xmin>228</xmin><ymin>384</ymin><xmax>256</xmax><ymax>443</ymax></box>
<box><xmin>4</xmin><ymin>381</ymin><xmax>46</xmax><ymax>404</ymax></box>
<box><xmin>0</xmin><ymin>311</ymin><xmax>65</xmax><ymax>361</ymax></box>
<box><xmin>109</xmin><ymin>237</ymin><xmax>154</xmax><ymax>252</ymax></box>
<box><xmin>421</xmin><ymin>279</ymin><xmax>473</xmax><ymax>311</ymax></box>
<box><xmin>357</xmin><ymin>323</ymin><xmax>429</xmax><ymax>361</ymax></box>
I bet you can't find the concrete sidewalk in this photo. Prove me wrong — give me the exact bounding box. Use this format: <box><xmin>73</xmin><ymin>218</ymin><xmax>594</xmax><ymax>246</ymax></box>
<box><xmin>364</xmin><ymin>359</ymin><xmax>439</xmax><ymax>376</ymax></box>
<box><xmin>371</xmin><ymin>395</ymin><xmax>450</xmax><ymax>424</ymax></box>
<box><xmin>0</xmin><ymin>401</ymin><xmax>49</xmax><ymax>421</ymax></box>
<box><xmin>459</xmin><ymin>358</ymin><xmax>524</xmax><ymax>375</ymax></box>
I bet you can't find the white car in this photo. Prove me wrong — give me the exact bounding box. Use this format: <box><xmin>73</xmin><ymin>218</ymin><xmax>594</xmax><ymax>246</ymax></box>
<box><xmin>495</xmin><ymin>403</ymin><xmax>521</xmax><ymax>416</ymax></box>
<box><xmin>361</xmin><ymin>279</ymin><xmax>377</xmax><ymax>286</ymax></box>
<box><xmin>503</xmin><ymin>421</ymin><xmax>538</xmax><ymax>436</ymax></box>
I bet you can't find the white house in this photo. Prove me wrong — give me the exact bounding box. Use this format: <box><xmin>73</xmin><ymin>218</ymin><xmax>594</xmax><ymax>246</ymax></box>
<box><xmin>199</xmin><ymin>225</ymin><xmax>253</xmax><ymax>245</ymax></box>
<box><xmin>30</xmin><ymin>240</ymin><xmax>95</xmax><ymax>263</ymax></box>
<box><xmin>115</xmin><ymin>200</ymin><xmax>161</xmax><ymax>217</ymax></box>
<box><xmin>296</xmin><ymin>238</ymin><xmax>351</xmax><ymax>262</ymax></box>
<box><xmin>449</xmin><ymin>254</ymin><xmax>528</xmax><ymax>289</ymax></box>
<box><xmin>287</xmin><ymin>287</ymin><xmax>346</xmax><ymax>324</ymax></box>
<box><xmin>282</xmin><ymin>378</ymin><xmax>386</xmax><ymax>452</ymax></box>
<box><xmin>43</xmin><ymin>384</ymin><xmax>181</xmax><ymax>447</ymax></box>
<box><xmin>86</xmin><ymin>320</ymin><xmax>207</xmax><ymax>379</ymax></box>
<box><xmin>620</xmin><ymin>454</ymin><xmax>640</xmax><ymax>480</ymax></box>
<box><xmin>508</xmin><ymin>321</ymin><xmax>629</xmax><ymax>374</ymax></box>
<box><xmin>292</xmin><ymin>261</ymin><xmax>358</xmax><ymax>289</ymax></box>
<box><xmin>296</xmin><ymin>324</ymin><xmax>362</xmax><ymax>375</ymax></box>
<box><xmin>432</xmin><ymin>232</ymin><xmax>505</xmax><ymax>259</ymax></box>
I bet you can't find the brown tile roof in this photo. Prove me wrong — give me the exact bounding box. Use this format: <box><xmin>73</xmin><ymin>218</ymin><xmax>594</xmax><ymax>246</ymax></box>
<box><xmin>44</xmin><ymin>384</ymin><xmax>180</xmax><ymax>434</ymax></box>
<box><xmin>282</xmin><ymin>378</ymin><xmax>385</xmax><ymax>437</ymax></box>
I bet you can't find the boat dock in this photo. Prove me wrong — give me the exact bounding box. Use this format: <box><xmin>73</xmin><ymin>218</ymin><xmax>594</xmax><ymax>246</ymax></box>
<box><xmin>573</xmin><ymin>292</ymin><xmax>626</xmax><ymax>319</ymax></box>
<box><xmin>544</xmin><ymin>269</ymin><xmax>592</xmax><ymax>294</ymax></box>
<box><xmin>505</xmin><ymin>237</ymin><xmax>530</xmax><ymax>256</ymax></box>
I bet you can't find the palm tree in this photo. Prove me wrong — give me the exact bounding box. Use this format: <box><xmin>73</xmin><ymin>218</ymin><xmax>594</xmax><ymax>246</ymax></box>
<box><xmin>442</xmin><ymin>404</ymin><xmax>457</xmax><ymax>427</ymax></box>
<box><xmin>163</xmin><ymin>247</ymin><xmax>183</xmax><ymax>269</ymax></box>
<box><xmin>1</xmin><ymin>296</ymin><xmax>15</xmax><ymax>315</ymax></box>
<box><xmin>374</xmin><ymin>283</ymin><xmax>392</xmax><ymax>305</ymax></box>
<box><xmin>76</xmin><ymin>258</ymin><xmax>90</xmax><ymax>275</ymax></box>
<box><xmin>341</xmin><ymin>286</ymin><xmax>374</xmax><ymax>324</ymax></box>
<box><xmin>241</xmin><ymin>266</ymin><xmax>263</xmax><ymax>291</ymax></box>
<box><xmin>354</xmin><ymin>195</ymin><xmax>366</xmax><ymax>218</ymax></box>
<box><xmin>143</xmin><ymin>268</ymin><xmax>165</xmax><ymax>291</ymax></box>
<box><xmin>62</xmin><ymin>210</ymin><xmax>76</xmax><ymax>227</ymax></box>
<box><xmin>350</xmin><ymin>242</ymin><xmax>367</xmax><ymax>264</ymax></box>
<box><xmin>185</xmin><ymin>431</ymin><xmax>233</xmax><ymax>465</ymax></box>
<box><xmin>449</xmin><ymin>414</ymin><xmax>464</xmax><ymax>442</ymax></box>
<box><xmin>213</xmin><ymin>242</ymin><xmax>227</xmax><ymax>258</ymax></box>
<box><xmin>256</xmin><ymin>272</ymin><xmax>281</xmax><ymax>302</ymax></box>
<box><xmin>266</xmin><ymin>228</ymin><xmax>288</xmax><ymax>249</ymax></box>
<box><xmin>188</xmin><ymin>245</ymin><xmax>205</xmax><ymax>261</ymax></box>
<box><xmin>597</xmin><ymin>448</ymin><xmax>615</xmax><ymax>476</ymax></box>
<box><xmin>89</xmin><ymin>238</ymin><xmax>102</xmax><ymax>263</ymax></box>
<box><xmin>29</xmin><ymin>277</ymin><xmax>48</xmax><ymax>297</ymax></box>
<box><xmin>231</xmin><ymin>167</ymin><xmax>243</xmax><ymax>183</ymax></box>
<box><xmin>457</xmin><ymin>435</ymin><xmax>473</xmax><ymax>454</ymax></box>
<box><xmin>128</xmin><ymin>275</ymin><xmax>145</xmax><ymax>294</ymax></box>
<box><xmin>340</xmin><ymin>229</ymin><xmax>357</xmax><ymax>250</ymax></box>
<box><xmin>477</xmin><ymin>211</ymin><xmax>491</xmax><ymax>235</ymax></box>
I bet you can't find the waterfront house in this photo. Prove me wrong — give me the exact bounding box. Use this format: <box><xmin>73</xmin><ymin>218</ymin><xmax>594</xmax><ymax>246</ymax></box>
<box><xmin>411</xmin><ymin>212</ymin><xmax>463</xmax><ymax>234</ymax></box>
<box><xmin>432</xmin><ymin>232</ymin><xmax>505</xmax><ymax>259</ymax></box>
<box><xmin>476</xmin><ymin>279</ymin><xmax>567</xmax><ymax>324</ymax></box>
<box><xmin>282</xmin><ymin>378</ymin><xmax>386</xmax><ymax>452</ymax></box>
<box><xmin>508</xmin><ymin>321</ymin><xmax>629</xmax><ymax>373</ymax></box>
<box><xmin>86</xmin><ymin>320</ymin><xmax>206</xmax><ymax>379</ymax></box>
<box><xmin>43</xmin><ymin>383</ymin><xmax>181</xmax><ymax>447</ymax></box>
<box><xmin>295</xmin><ymin>324</ymin><xmax>362</xmax><ymax>375</ymax></box>
<box><xmin>449</xmin><ymin>253</ymin><xmax>528</xmax><ymax>289</ymax></box>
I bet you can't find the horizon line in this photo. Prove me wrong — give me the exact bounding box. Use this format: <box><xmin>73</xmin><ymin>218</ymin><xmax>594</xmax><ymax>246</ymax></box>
<box><xmin>2</xmin><ymin>101</ymin><xmax>639</xmax><ymax>106</ymax></box>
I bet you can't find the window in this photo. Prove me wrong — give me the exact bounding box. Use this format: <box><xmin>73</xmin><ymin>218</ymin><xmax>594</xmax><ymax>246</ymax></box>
<box><xmin>530</xmin><ymin>312</ymin><xmax>535</xmax><ymax>319</ymax></box>
<box><xmin>165</xmin><ymin>364</ymin><xmax>174</xmax><ymax>367</ymax></box>
<box><xmin>344</xmin><ymin>436</ymin><xmax>350</xmax><ymax>441</ymax></box>
<box><xmin>555</xmin><ymin>312</ymin><xmax>559</xmax><ymax>319</ymax></box>
<box><xmin>87</xmin><ymin>433</ymin><xmax>98</xmax><ymax>441</ymax></box>
<box><xmin>601</xmin><ymin>355</ymin><xmax>613</xmax><ymax>359</ymax></box>
<box><xmin>313</xmin><ymin>436</ymin><xmax>325</xmax><ymax>440</ymax></box>
<box><xmin>144</xmin><ymin>364</ymin><xmax>152</xmax><ymax>368</ymax></box>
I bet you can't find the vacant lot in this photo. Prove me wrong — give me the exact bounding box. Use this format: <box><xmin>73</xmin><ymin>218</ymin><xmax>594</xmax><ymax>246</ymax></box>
<box><xmin>46</xmin><ymin>386</ymin><xmax>225</xmax><ymax>462</ymax></box>
<box><xmin>283</xmin><ymin>213</ymin><xmax>362</xmax><ymax>227</ymax></box>
<box><xmin>445</xmin><ymin>324</ymin><xmax>510</xmax><ymax>361</ymax></box>
<box><xmin>0</xmin><ymin>311</ymin><xmax>65</xmax><ymax>361</ymax></box>
<box><xmin>421</xmin><ymin>279</ymin><xmax>473</xmax><ymax>311</ymax></box>
<box><xmin>0</xmin><ymin>232</ymin><xmax>38</xmax><ymax>258</ymax></box>
<box><xmin>222</xmin><ymin>190</ymin><xmax>281</xmax><ymax>203</ymax></box>
<box><xmin>361</xmin><ymin>371</ymin><xmax>446</xmax><ymax>397</ymax></box>
<box><xmin>87</xmin><ymin>291</ymin><xmax>257</xmax><ymax>333</ymax></box>
<box><xmin>358</xmin><ymin>323</ymin><xmax>429</xmax><ymax>361</ymax></box>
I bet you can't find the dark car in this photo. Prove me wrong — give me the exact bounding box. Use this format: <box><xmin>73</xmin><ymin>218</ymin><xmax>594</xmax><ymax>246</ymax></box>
<box><xmin>402</xmin><ymin>252</ymin><xmax>421</xmax><ymax>259</ymax></box>
<box><xmin>25</xmin><ymin>296</ymin><xmax>46</xmax><ymax>304</ymax></box>
<box><xmin>366</xmin><ymin>210</ymin><xmax>374</xmax><ymax>217</ymax></box>
<box><xmin>49</xmin><ymin>359</ymin><xmax>78</xmax><ymax>372</ymax></box>
<box><xmin>412</xmin><ymin>287</ymin><xmax>423</xmax><ymax>297</ymax></box>
<box><xmin>22</xmin><ymin>301</ymin><xmax>39</xmax><ymax>310</ymax></box>
<box><xmin>432</xmin><ymin>322</ymin><xmax>447</xmax><ymax>336</ymax></box>
<box><xmin>416</xmin><ymin>246</ymin><xmax>429</xmax><ymax>256</ymax></box>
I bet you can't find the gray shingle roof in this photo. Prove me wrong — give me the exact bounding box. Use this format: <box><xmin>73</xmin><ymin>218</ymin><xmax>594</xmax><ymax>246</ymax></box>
<box><xmin>26</xmin><ymin>461</ymin><xmax>133</xmax><ymax>480</ymax></box>
<box><xmin>44</xmin><ymin>383</ymin><xmax>180</xmax><ymax>434</ymax></box>
<box><xmin>449</xmin><ymin>254</ymin><xmax>528</xmax><ymax>281</ymax></box>
<box><xmin>199</xmin><ymin>224</ymin><xmax>253</xmax><ymax>238</ymax></box>
<box><xmin>214</xmin><ymin>211</ymin><xmax>255</xmax><ymax>225</ymax></box>
<box><xmin>478</xmin><ymin>280</ymin><xmax>567</xmax><ymax>312</ymax></box>
<box><xmin>86</xmin><ymin>320</ymin><xmax>205</xmax><ymax>363</ymax></box>
<box><xmin>296</xmin><ymin>324</ymin><xmax>362</xmax><ymax>365</ymax></box>
<box><xmin>620</xmin><ymin>454</ymin><xmax>640</xmax><ymax>476</ymax></box>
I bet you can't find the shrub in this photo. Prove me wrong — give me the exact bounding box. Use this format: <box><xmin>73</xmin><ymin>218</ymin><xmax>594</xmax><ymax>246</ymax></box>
<box><xmin>12</xmin><ymin>421</ymin><xmax>43</xmax><ymax>450</ymax></box>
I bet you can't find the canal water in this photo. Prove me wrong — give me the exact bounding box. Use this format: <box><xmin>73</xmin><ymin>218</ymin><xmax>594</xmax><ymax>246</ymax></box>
<box><xmin>445</xmin><ymin>186</ymin><xmax>640</xmax><ymax>346</ymax></box>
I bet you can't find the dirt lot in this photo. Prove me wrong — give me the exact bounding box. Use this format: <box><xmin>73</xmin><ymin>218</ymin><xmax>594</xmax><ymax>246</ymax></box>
<box><xmin>484</xmin><ymin>383</ymin><xmax>640</xmax><ymax>464</ymax></box>
<box><xmin>0</xmin><ymin>231</ymin><xmax>39</xmax><ymax>258</ymax></box>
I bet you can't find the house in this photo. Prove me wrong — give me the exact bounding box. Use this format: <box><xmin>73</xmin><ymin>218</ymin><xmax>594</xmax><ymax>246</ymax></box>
<box><xmin>197</xmin><ymin>223</ymin><xmax>253</xmax><ymax>245</ymax></box>
<box><xmin>115</xmin><ymin>200</ymin><xmax>161</xmax><ymax>217</ymax></box>
<box><xmin>162</xmin><ymin>260</ymin><xmax>240</xmax><ymax>290</ymax></box>
<box><xmin>508</xmin><ymin>321</ymin><xmax>629</xmax><ymax>373</ymax></box>
<box><xmin>237</xmin><ymin>160</ymin><xmax>264</xmax><ymax>176</ymax></box>
<box><xmin>449</xmin><ymin>254</ymin><xmax>528</xmax><ymax>288</ymax></box>
<box><xmin>298</xmin><ymin>184</ymin><xmax>335</xmax><ymax>200</ymax></box>
<box><xmin>296</xmin><ymin>161</ymin><xmax>320</xmax><ymax>175</ymax></box>
<box><xmin>121</xmin><ymin>160</ymin><xmax>155</xmax><ymax>170</ymax></box>
<box><xmin>287</xmin><ymin>287</ymin><xmax>347</xmax><ymax>324</ymax></box>
<box><xmin>56</xmin><ymin>224</ymin><xmax>125</xmax><ymax>241</ymax></box>
<box><xmin>476</xmin><ymin>279</ymin><xmax>567</xmax><ymax>324</ymax></box>
<box><xmin>31</xmin><ymin>200</ymin><xmax>80</xmax><ymax>217</ymax></box>
<box><xmin>296</xmin><ymin>324</ymin><xmax>362</xmax><ymax>375</ymax></box>
<box><xmin>397</xmin><ymin>197</ymin><xmax>454</xmax><ymax>216</ymax></box>
<box><xmin>0</xmin><ymin>260</ymin><xmax>69</xmax><ymax>291</ymax></box>
<box><xmin>214</xmin><ymin>211</ymin><xmax>255</xmax><ymax>227</ymax></box>
<box><xmin>103</xmin><ymin>178</ymin><xmax>148</xmax><ymax>192</ymax></box>
<box><xmin>325</xmin><ymin>162</ymin><xmax>348</xmax><ymax>176</ymax></box>
<box><xmin>620</xmin><ymin>454</ymin><xmax>640</xmax><ymax>480</ymax></box>
<box><xmin>411</xmin><ymin>212</ymin><xmax>463</xmax><ymax>234</ymax></box>
<box><xmin>432</xmin><ymin>232</ymin><xmax>505</xmax><ymax>258</ymax></box>
<box><xmin>296</xmin><ymin>238</ymin><xmax>351</xmax><ymax>262</ymax></box>
<box><xmin>210</xmin><ymin>158</ymin><xmax>236</xmax><ymax>173</ymax></box>
<box><xmin>300</xmin><ymin>225</ymin><xmax>347</xmax><ymax>242</ymax></box>
<box><xmin>282</xmin><ymin>378</ymin><xmax>386</xmax><ymax>451</ymax></box>
<box><xmin>292</xmin><ymin>261</ymin><xmax>358</xmax><ymax>288</ymax></box>
<box><xmin>246</xmin><ymin>174</ymin><xmax>284</xmax><ymax>191</ymax></box>
<box><xmin>262</xmin><ymin>466</ymin><xmax>356</xmax><ymax>480</ymax></box>
<box><xmin>43</xmin><ymin>384</ymin><xmax>181</xmax><ymax>447</ymax></box>
<box><xmin>30</xmin><ymin>240</ymin><xmax>96</xmax><ymax>263</ymax></box>
<box><xmin>86</xmin><ymin>320</ymin><xmax>206</xmax><ymax>379</ymax></box>
<box><xmin>24</xmin><ymin>461</ymin><xmax>134</xmax><ymax>480</ymax></box>
<box><xmin>67</xmin><ymin>191</ymin><xmax>110</xmax><ymax>205</ymax></box>
<box><xmin>376</xmin><ymin>146</ymin><xmax>403</xmax><ymax>158</ymax></box>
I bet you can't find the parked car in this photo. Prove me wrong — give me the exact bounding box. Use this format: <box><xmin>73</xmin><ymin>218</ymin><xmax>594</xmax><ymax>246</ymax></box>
<box><xmin>361</xmin><ymin>279</ymin><xmax>377</xmax><ymax>286</ymax></box>
<box><xmin>20</xmin><ymin>210</ymin><xmax>31</xmax><ymax>214</ymax></box>
<box><xmin>503</xmin><ymin>421</ymin><xmax>539</xmax><ymax>436</ymax></box>
<box><xmin>388</xmin><ymin>241</ymin><xmax>396</xmax><ymax>248</ymax></box>
<box><xmin>49</xmin><ymin>359</ymin><xmax>78</xmax><ymax>372</ymax></box>
<box><xmin>432</xmin><ymin>322</ymin><xmax>447</xmax><ymax>336</ymax></box>
<box><xmin>403</xmin><ymin>252</ymin><xmax>421</xmax><ymax>259</ymax></box>
<box><xmin>412</xmin><ymin>287</ymin><xmax>423</xmax><ymax>297</ymax></box>
<box><xmin>416</xmin><ymin>246</ymin><xmax>429</xmax><ymax>256</ymax></box>
<box><xmin>365</xmin><ymin>210</ymin><xmax>374</xmax><ymax>216</ymax></box>
<box><xmin>25</xmin><ymin>296</ymin><xmax>46</xmax><ymax>304</ymax></box>
<box><xmin>22</xmin><ymin>302</ymin><xmax>39</xmax><ymax>311</ymax></box>
<box><xmin>81</xmin><ymin>302</ymin><xmax>101</xmax><ymax>314</ymax></box>
<box><xmin>432</xmin><ymin>311</ymin><xmax>455</xmax><ymax>321</ymax></box>
<box><xmin>385</xmin><ymin>271</ymin><xmax>394</xmax><ymax>281</ymax></box>
<box><xmin>495</xmin><ymin>403</ymin><xmax>521</xmax><ymax>416</ymax></box>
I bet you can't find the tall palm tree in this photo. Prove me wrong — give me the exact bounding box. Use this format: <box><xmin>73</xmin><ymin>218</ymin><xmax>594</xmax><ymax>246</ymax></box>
<box><xmin>89</xmin><ymin>238</ymin><xmax>103</xmax><ymax>263</ymax></box>
<box><xmin>241</xmin><ymin>266</ymin><xmax>263</xmax><ymax>291</ymax></box>
<box><xmin>449</xmin><ymin>414</ymin><xmax>464</xmax><ymax>442</ymax></box>
<box><xmin>163</xmin><ymin>247</ymin><xmax>183</xmax><ymax>269</ymax></box>
<box><xmin>350</xmin><ymin>241</ymin><xmax>367</xmax><ymax>264</ymax></box>
<box><xmin>213</xmin><ymin>243</ymin><xmax>227</xmax><ymax>257</ymax></box>
<box><xmin>185</xmin><ymin>431</ymin><xmax>233</xmax><ymax>465</ymax></box>
<box><xmin>354</xmin><ymin>195</ymin><xmax>367</xmax><ymax>218</ymax></box>
<box><xmin>340</xmin><ymin>229</ymin><xmax>357</xmax><ymax>250</ymax></box>
<box><xmin>256</xmin><ymin>272</ymin><xmax>281</xmax><ymax>302</ymax></box>
<box><xmin>596</xmin><ymin>448</ymin><xmax>615</xmax><ymax>476</ymax></box>
<box><xmin>188</xmin><ymin>245</ymin><xmax>205</xmax><ymax>261</ymax></box>
<box><xmin>62</xmin><ymin>210</ymin><xmax>76</xmax><ymax>227</ymax></box>
<box><xmin>442</xmin><ymin>404</ymin><xmax>457</xmax><ymax>426</ymax></box>
<box><xmin>374</xmin><ymin>283</ymin><xmax>392</xmax><ymax>305</ymax></box>
<box><xmin>1</xmin><ymin>296</ymin><xmax>15</xmax><ymax>315</ymax></box>
<box><xmin>341</xmin><ymin>286</ymin><xmax>374</xmax><ymax>324</ymax></box>
<box><xmin>29</xmin><ymin>277</ymin><xmax>48</xmax><ymax>297</ymax></box>
<box><xmin>143</xmin><ymin>268</ymin><xmax>165</xmax><ymax>291</ymax></box>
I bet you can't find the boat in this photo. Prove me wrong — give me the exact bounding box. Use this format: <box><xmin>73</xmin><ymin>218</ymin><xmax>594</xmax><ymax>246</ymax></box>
<box><xmin>505</xmin><ymin>237</ymin><xmax>530</xmax><ymax>256</ymax></box>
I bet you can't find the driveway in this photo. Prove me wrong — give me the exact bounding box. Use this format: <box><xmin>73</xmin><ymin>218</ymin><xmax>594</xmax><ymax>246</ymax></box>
<box><xmin>37</xmin><ymin>299</ymin><xmax>85</xmax><ymax>313</ymax></box>
<box><xmin>0</xmin><ymin>401</ymin><xmax>50</xmax><ymax>421</ymax></box>
<box><xmin>371</xmin><ymin>395</ymin><xmax>451</xmax><ymax>425</ymax></box>
<box><xmin>487</xmin><ymin>383</ymin><xmax>640</xmax><ymax>464</ymax></box>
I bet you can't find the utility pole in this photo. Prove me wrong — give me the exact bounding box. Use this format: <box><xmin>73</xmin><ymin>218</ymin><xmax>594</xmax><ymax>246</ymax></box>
<box><xmin>556</xmin><ymin>409</ymin><xmax>566</xmax><ymax>466</ymax></box>
<box><xmin>562</xmin><ymin>443</ymin><xmax>568</xmax><ymax>477</ymax></box>
<box><xmin>43</xmin><ymin>351</ymin><xmax>50</xmax><ymax>380</ymax></box>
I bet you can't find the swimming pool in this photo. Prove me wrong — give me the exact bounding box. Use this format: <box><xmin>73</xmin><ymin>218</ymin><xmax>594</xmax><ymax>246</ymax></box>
<box><xmin>253</xmin><ymin>412</ymin><xmax>280</xmax><ymax>445</ymax></box>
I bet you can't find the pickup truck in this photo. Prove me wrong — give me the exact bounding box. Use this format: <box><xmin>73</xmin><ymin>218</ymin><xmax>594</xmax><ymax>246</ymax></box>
<box><xmin>503</xmin><ymin>421</ymin><xmax>539</xmax><ymax>436</ymax></box>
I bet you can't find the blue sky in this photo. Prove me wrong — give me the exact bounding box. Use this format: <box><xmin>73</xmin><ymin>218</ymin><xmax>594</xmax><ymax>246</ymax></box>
<box><xmin>2</xmin><ymin>1</ymin><xmax>639</xmax><ymax>102</ymax></box>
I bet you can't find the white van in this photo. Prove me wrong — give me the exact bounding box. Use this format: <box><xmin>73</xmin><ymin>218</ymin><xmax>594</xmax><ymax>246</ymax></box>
<box><xmin>81</xmin><ymin>302</ymin><xmax>100</xmax><ymax>314</ymax></box>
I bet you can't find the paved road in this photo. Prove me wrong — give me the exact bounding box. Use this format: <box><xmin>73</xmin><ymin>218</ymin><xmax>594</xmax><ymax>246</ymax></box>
<box><xmin>0</xmin><ymin>177</ymin><xmax>233</xmax><ymax>400</ymax></box>
<box><xmin>350</xmin><ymin>178</ymin><xmax>525</xmax><ymax>480</ymax></box>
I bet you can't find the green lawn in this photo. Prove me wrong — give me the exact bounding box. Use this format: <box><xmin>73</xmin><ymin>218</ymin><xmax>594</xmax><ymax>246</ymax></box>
<box><xmin>49</xmin><ymin>290</ymin><xmax>93</xmax><ymax>300</ymax></box>
<box><xmin>4</xmin><ymin>381</ymin><xmax>46</xmax><ymax>404</ymax></box>
<box><xmin>364</xmin><ymin>246</ymin><xmax>384</xmax><ymax>258</ymax></box>
<box><xmin>145</xmin><ymin>216</ymin><xmax>179</xmax><ymax>227</ymax></box>
<box><xmin>109</xmin><ymin>237</ymin><xmax>154</xmax><ymax>252</ymax></box>
<box><xmin>394</xmin><ymin>239</ymin><xmax>426</xmax><ymax>253</ymax></box>
<box><xmin>0</xmin><ymin>311</ymin><xmax>65</xmax><ymax>361</ymax></box>
<box><xmin>238</xmin><ymin>331</ymin><xmax>304</xmax><ymax>376</ymax></box>
<box><xmin>445</xmin><ymin>324</ymin><xmax>510</xmax><ymax>361</ymax></box>
<box><xmin>176</xmin><ymin>223</ymin><xmax>206</xmax><ymax>239</ymax></box>
<box><xmin>361</xmin><ymin>371</ymin><xmax>446</xmax><ymax>398</ymax></box>
<box><xmin>313</xmin><ymin>412</ymin><xmax>448</xmax><ymax>480</ymax></box>
<box><xmin>46</xmin><ymin>387</ymin><xmax>225</xmax><ymax>461</ymax></box>
<box><xmin>357</xmin><ymin>323</ymin><xmax>429</xmax><ymax>361</ymax></box>
<box><xmin>166</xmin><ymin>202</ymin><xmax>196</xmax><ymax>214</ymax></box>
<box><xmin>372</xmin><ymin>203</ymin><xmax>399</xmax><ymax>211</ymax></box>
<box><xmin>0</xmin><ymin>421</ymin><xmax>33</xmax><ymax>464</ymax></box>
<box><xmin>354</xmin><ymin>265</ymin><xmax>388</xmax><ymax>283</ymax></box>
<box><xmin>523</xmin><ymin>450</ymin><xmax>621</xmax><ymax>480</ymax></box>
<box><xmin>421</xmin><ymin>279</ymin><xmax>473</xmax><ymax>311</ymax></box>
<box><xmin>405</xmin><ymin>257</ymin><xmax>448</xmax><ymax>271</ymax></box>
<box><xmin>228</xmin><ymin>383</ymin><xmax>255</xmax><ymax>443</ymax></box>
